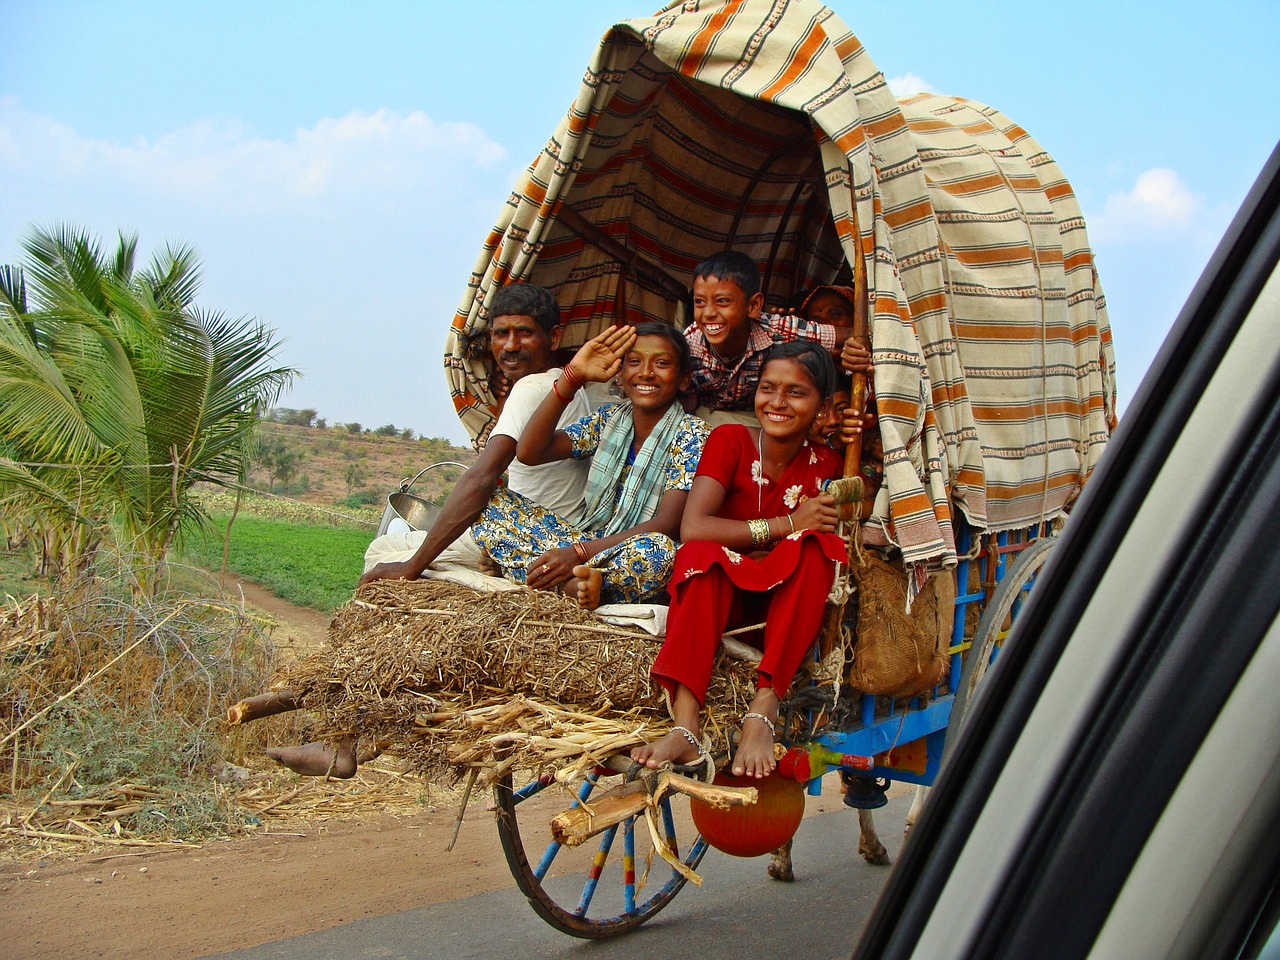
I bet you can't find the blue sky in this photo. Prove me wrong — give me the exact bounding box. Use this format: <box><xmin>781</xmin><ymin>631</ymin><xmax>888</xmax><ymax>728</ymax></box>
<box><xmin>3</xmin><ymin>1</ymin><xmax>1277</xmax><ymax>445</ymax></box>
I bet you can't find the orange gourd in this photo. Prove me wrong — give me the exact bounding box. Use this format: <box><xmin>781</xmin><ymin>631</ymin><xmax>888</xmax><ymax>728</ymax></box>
<box><xmin>691</xmin><ymin>770</ymin><xmax>805</xmax><ymax>857</ymax></box>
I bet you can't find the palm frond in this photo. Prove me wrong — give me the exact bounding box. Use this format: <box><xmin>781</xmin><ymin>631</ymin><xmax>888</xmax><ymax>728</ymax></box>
<box><xmin>110</xmin><ymin>230</ymin><xmax>139</xmax><ymax>282</ymax></box>
<box><xmin>0</xmin><ymin>264</ymin><xmax>27</xmax><ymax>316</ymax></box>
<box><xmin>140</xmin><ymin>241</ymin><xmax>202</xmax><ymax>310</ymax></box>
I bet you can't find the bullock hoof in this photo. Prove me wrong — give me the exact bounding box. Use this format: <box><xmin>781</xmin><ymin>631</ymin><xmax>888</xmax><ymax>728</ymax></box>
<box><xmin>858</xmin><ymin>835</ymin><xmax>892</xmax><ymax>866</ymax></box>
<box><xmin>841</xmin><ymin>772</ymin><xmax>889</xmax><ymax>810</ymax></box>
<box><xmin>766</xmin><ymin>854</ymin><xmax>795</xmax><ymax>882</ymax></box>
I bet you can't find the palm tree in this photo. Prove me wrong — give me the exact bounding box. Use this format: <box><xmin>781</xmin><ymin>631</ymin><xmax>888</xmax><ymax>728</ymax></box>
<box><xmin>0</xmin><ymin>225</ymin><xmax>296</xmax><ymax>591</ymax></box>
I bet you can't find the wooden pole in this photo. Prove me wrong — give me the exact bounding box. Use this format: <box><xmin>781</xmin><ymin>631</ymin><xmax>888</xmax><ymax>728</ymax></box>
<box><xmin>226</xmin><ymin>690</ymin><xmax>301</xmax><ymax>725</ymax></box>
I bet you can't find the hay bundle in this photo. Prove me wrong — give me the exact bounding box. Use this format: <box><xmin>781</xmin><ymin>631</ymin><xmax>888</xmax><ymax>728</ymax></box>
<box><xmin>273</xmin><ymin>579</ymin><xmax>756</xmax><ymax>782</ymax></box>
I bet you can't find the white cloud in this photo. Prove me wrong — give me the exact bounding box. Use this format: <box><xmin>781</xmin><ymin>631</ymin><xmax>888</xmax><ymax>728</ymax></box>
<box><xmin>886</xmin><ymin>72</ymin><xmax>933</xmax><ymax>97</ymax></box>
<box><xmin>0</xmin><ymin>98</ymin><xmax>515</xmax><ymax>445</ymax></box>
<box><xmin>1089</xmin><ymin>167</ymin><xmax>1203</xmax><ymax>242</ymax></box>
<box><xmin>0</xmin><ymin>98</ymin><xmax>507</xmax><ymax>216</ymax></box>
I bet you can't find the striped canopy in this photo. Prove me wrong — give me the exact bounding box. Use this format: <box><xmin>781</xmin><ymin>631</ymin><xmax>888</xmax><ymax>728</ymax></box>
<box><xmin>444</xmin><ymin>0</ymin><xmax>1116</xmax><ymax>566</ymax></box>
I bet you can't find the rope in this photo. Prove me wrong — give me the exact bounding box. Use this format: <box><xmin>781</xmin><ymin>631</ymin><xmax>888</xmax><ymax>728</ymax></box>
<box><xmin>2</xmin><ymin>460</ymin><xmax>177</xmax><ymax>470</ymax></box>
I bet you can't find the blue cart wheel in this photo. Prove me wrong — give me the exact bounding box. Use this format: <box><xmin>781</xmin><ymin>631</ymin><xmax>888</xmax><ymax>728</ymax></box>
<box><xmin>948</xmin><ymin>536</ymin><xmax>1056</xmax><ymax>739</ymax></box>
<box><xmin>493</xmin><ymin>769</ymin><xmax>708</xmax><ymax>939</ymax></box>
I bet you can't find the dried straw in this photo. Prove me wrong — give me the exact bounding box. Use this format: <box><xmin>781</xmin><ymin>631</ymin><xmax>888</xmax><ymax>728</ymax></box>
<box><xmin>275</xmin><ymin>579</ymin><xmax>757</xmax><ymax>782</ymax></box>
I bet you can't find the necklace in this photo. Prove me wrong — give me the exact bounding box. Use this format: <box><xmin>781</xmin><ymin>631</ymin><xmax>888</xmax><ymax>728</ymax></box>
<box><xmin>756</xmin><ymin>428</ymin><xmax>762</xmax><ymax>512</ymax></box>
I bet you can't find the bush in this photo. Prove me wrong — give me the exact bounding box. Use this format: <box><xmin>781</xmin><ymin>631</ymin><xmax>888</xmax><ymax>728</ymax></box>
<box><xmin>1</xmin><ymin>569</ymin><xmax>295</xmax><ymax>843</ymax></box>
<box><xmin>339</xmin><ymin>490</ymin><xmax>382</xmax><ymax>508</ymax></box>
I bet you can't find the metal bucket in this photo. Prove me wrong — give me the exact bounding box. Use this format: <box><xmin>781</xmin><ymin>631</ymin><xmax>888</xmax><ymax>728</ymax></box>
<box><xmin>374</xmin><ymin>462</ymin><xmax>467</xmax><ymax>538</ymax></box>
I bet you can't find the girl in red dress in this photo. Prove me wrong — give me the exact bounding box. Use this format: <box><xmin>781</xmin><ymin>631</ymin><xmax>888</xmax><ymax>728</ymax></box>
<box><xmin>632</xmin><ymin>340</ymin><xmax>846</xmax><ymax>778</ymax></box>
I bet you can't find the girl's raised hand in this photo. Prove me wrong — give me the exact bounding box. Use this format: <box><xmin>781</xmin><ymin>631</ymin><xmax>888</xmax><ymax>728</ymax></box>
<box><xmin>790</xmin><ymin>492</ymin><xmax>838</xmax><ymax>533</ymax></box>
<box><xmin>570</xmin><ymin>325</ymin><xmax>639</xmax><ymax>383</ymax></box>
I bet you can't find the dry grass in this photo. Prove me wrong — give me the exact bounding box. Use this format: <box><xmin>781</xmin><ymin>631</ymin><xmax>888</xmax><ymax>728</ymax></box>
<box><xmin>0</xmin><ymin>575</ymin><xmax>442</xmax><ymax>862</ymax></box>
<box><xmin>268</xmin><ymin>579</ymin><xmax>763</xmax><ymax>785</ymax></box>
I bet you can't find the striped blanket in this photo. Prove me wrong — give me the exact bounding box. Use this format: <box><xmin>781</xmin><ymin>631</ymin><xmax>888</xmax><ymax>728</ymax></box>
<box><xmin>444</xmin><ymin>0</ymin><xmax>1116</xmax><ymax>566</ymax></box>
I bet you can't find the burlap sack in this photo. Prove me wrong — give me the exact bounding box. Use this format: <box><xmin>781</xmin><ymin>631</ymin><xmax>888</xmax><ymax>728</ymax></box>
<box><xmin>848</xmin><ymin>554</ymin><xmax>955</xmax><ymax>697</ymax></box>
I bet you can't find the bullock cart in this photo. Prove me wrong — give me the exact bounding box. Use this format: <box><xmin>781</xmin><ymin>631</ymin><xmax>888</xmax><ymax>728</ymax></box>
<box><xmin>435</xmin><ymin>0</ymin><xmax>1115</xmax><ymax>939</ymax></box>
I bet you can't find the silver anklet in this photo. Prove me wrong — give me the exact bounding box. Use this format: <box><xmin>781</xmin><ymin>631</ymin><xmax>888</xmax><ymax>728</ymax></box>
<box><xmin>743</xmin><ymin>712</ymin><xmax>777</xmax><ymax>738</ymax></box>
<box><xmin>670</xmin><ymin>725</ymin><xmax>701</xmax><ymax>750</ymax></box>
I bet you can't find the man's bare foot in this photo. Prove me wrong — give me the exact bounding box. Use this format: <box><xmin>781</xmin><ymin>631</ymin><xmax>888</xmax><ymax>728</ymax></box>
<box><xmin>569</xmin><ymin>564</ymin><xmax>603</xmax><ymax>610</ymax></box>
<box><xmin>630</xmin><ymin>726</ymin><xmax>701</xmax><ymax>770</ymax></box>
<box><xmin>266</xmin><ymin>737</ymin><xmax>357</xmax><ymax>779</ymax></box>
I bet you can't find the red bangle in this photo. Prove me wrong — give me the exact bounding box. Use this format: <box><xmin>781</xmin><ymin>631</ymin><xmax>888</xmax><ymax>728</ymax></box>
<box><xmin>551</xmin><ymin>377</ymin><xmax>568</xmax><ymax>402</ymax></box>
<box><xmin>572</xmin><ymin>541</ymin><xmax>589</xmax><ymax>562</ymax></box>
<box><xmin>562</xmin><ymin>364</ymin><xmax>584</xmax><ymax>392</ymax></box>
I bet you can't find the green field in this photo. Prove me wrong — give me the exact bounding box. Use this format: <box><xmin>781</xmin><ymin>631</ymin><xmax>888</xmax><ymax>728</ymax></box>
<box><xmin>180</xmin><ymin>514</ymin><xmax>373</xmax><ymax>612</ymax></box>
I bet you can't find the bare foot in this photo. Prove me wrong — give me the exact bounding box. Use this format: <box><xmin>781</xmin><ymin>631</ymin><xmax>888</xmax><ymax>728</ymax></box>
<box><xmin>569</xmin><ymin>564</ymin><xmax>603</xmax><ymax>610</ymax></box>
<box><xmin>266</xmin><ymin>737</ymin><xmax>357</xmax><ymax>778</ymax></box>
<box><xmin>630</xmin><ymin>727</ymin><xmax>700</xmax><ymax>770</ymax></box>
<box><xmin>732</xmin><ymin>691</ymin><xmax>779</xmax><ymax>778</ymax></box>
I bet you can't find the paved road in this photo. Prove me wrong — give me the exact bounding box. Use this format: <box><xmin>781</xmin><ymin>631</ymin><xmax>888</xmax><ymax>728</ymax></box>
<box><xmin>206</xmin><ymin>790</ymin><xmax>910</xmax><ymax>960</ymax></box>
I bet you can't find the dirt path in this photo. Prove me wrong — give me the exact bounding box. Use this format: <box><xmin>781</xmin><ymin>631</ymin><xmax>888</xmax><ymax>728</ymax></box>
<box><xmin>2</xmin><ymin>772</ymin><xmax>866</xmax><ymax>960</ymax></box>
<box><xmin>217</xmin><ymin>572</ymin><xmax>334</xmax><ymax>659</ymax></box>
<box><xmin>1</xmin><ymin>801</ymin><xmax>517</xmax><ymax>960</ymax></box>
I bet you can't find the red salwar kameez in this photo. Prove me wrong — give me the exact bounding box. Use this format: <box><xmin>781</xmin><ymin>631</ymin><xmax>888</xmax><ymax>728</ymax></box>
<box><xmin>652</xmin><ymin>424</ymin><xmax>847</xmax><ymax>704</ymax></box>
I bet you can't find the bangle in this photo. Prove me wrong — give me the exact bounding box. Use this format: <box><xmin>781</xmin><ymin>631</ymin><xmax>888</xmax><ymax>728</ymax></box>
<box><xmin>562</xmin><ymin>364</ymin><xmax>584</xmax><ymax>392</ymax></box>
<box><xmin>572</xmin><ymin>541</ymin><xmax>589</xmax><ymax>563</ymax></box>
<box><xmin>785</xmin><ymin>513</ymin><xmax>795</xmax><ymax>534</ymax></box>
<box><xmin>748</xmin><ymin>518</ymin><xmax>771</xmax><ymax>547</ymax></box>
<box><xmin>550</xmin><ymin>377</ymin><xmax>569</xmax><ymax>402</ymax></box>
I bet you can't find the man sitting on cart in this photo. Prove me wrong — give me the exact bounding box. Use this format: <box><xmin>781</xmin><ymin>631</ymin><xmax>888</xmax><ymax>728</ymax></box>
<box><xmin>266</xmin><ymin>283</ymin><xmax>591</xmax><ymax>778</ymax></box>
<box><xmin>359</xmin><ymin>282</ymin><xmax>593</xmax><ymax>587</ymax></box>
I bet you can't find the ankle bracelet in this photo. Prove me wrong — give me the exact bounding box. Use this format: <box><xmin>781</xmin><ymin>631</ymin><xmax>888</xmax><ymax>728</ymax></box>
<box><xmin>670</xmin><ymin>725</ymin><xmax>701</xmax><ymax>750</ymax></box>
<box><xmin>743</xmin><ymin>712</ymin><xmax>777</xmax><ymax>738</ymax></box>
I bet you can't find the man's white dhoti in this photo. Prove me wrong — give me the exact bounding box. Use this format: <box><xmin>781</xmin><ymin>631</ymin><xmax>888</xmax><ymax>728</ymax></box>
<box><xmin>362</xmin><ymin>527</ymin><xmax>484</xmax><ymax>575</ymax></box>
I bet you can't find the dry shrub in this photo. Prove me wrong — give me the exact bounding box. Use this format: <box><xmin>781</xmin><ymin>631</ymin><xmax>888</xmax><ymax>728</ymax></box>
<box><xmin>0</xmin><ymin>568</ymin><xmax>294</xmax><ymax>844</ymax></box>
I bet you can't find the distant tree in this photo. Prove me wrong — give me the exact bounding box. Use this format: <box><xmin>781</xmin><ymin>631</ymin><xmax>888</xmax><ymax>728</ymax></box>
<box><xmin>344</xmin><ymin>462</ymin><xmax>367</xmax><ymax>496</ymax></box>
<box><xmin>345</xmin><ymin>422</ymin><xmax>362</xmax><ymax>434</ymax></box>
<box><xmin>374</xmin><ymin>423</ymin><xmax>398</xmax><ymax>437</ymax></box>
<box><xmin>314</xmin><ymin>417</ymin><xmax>327</xmax><ymax>430</ymax></box>
<box><xmin>275</xmin><ymin>449</ymin><xmax>302</xmax><ymax>491</ymax></box>
<box><xmin>253</xmin><ymin>437</ymin><xmax>280</xmax><ymax>487</ymax></box>
<box><xmin>400</xmin><ymin>427</ymin><xmax>415</xmax><ymax>441</ymax></box>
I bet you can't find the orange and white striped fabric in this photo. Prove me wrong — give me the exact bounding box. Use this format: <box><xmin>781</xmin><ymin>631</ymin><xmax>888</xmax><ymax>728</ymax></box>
<box><xmin>444</xmin><ymin>0</ymin><xmax>1116</xmax><ymax>566</ymax></box>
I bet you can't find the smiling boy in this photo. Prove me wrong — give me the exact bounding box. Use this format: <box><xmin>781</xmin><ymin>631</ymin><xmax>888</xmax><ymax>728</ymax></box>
<box><xmin>686</xmin><ymin>251</ymin><xmax>869</xmax><ymax>411</ymax></box>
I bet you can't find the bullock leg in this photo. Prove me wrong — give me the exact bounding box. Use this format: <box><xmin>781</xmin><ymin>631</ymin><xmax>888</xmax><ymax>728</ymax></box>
<box><xmin>904</xmin><ymin>785</ymin><xmax>929</xmax><ymax>839</ymax></box>
<box><xmin>767</xmin><ymin>838</ymin><xmax>795</xmax><ymax>882</ymax></box>
<box><xmin>857</xmin><ymin>808</ymin><xmax>891</xmax><ymax>865</ymax></box>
